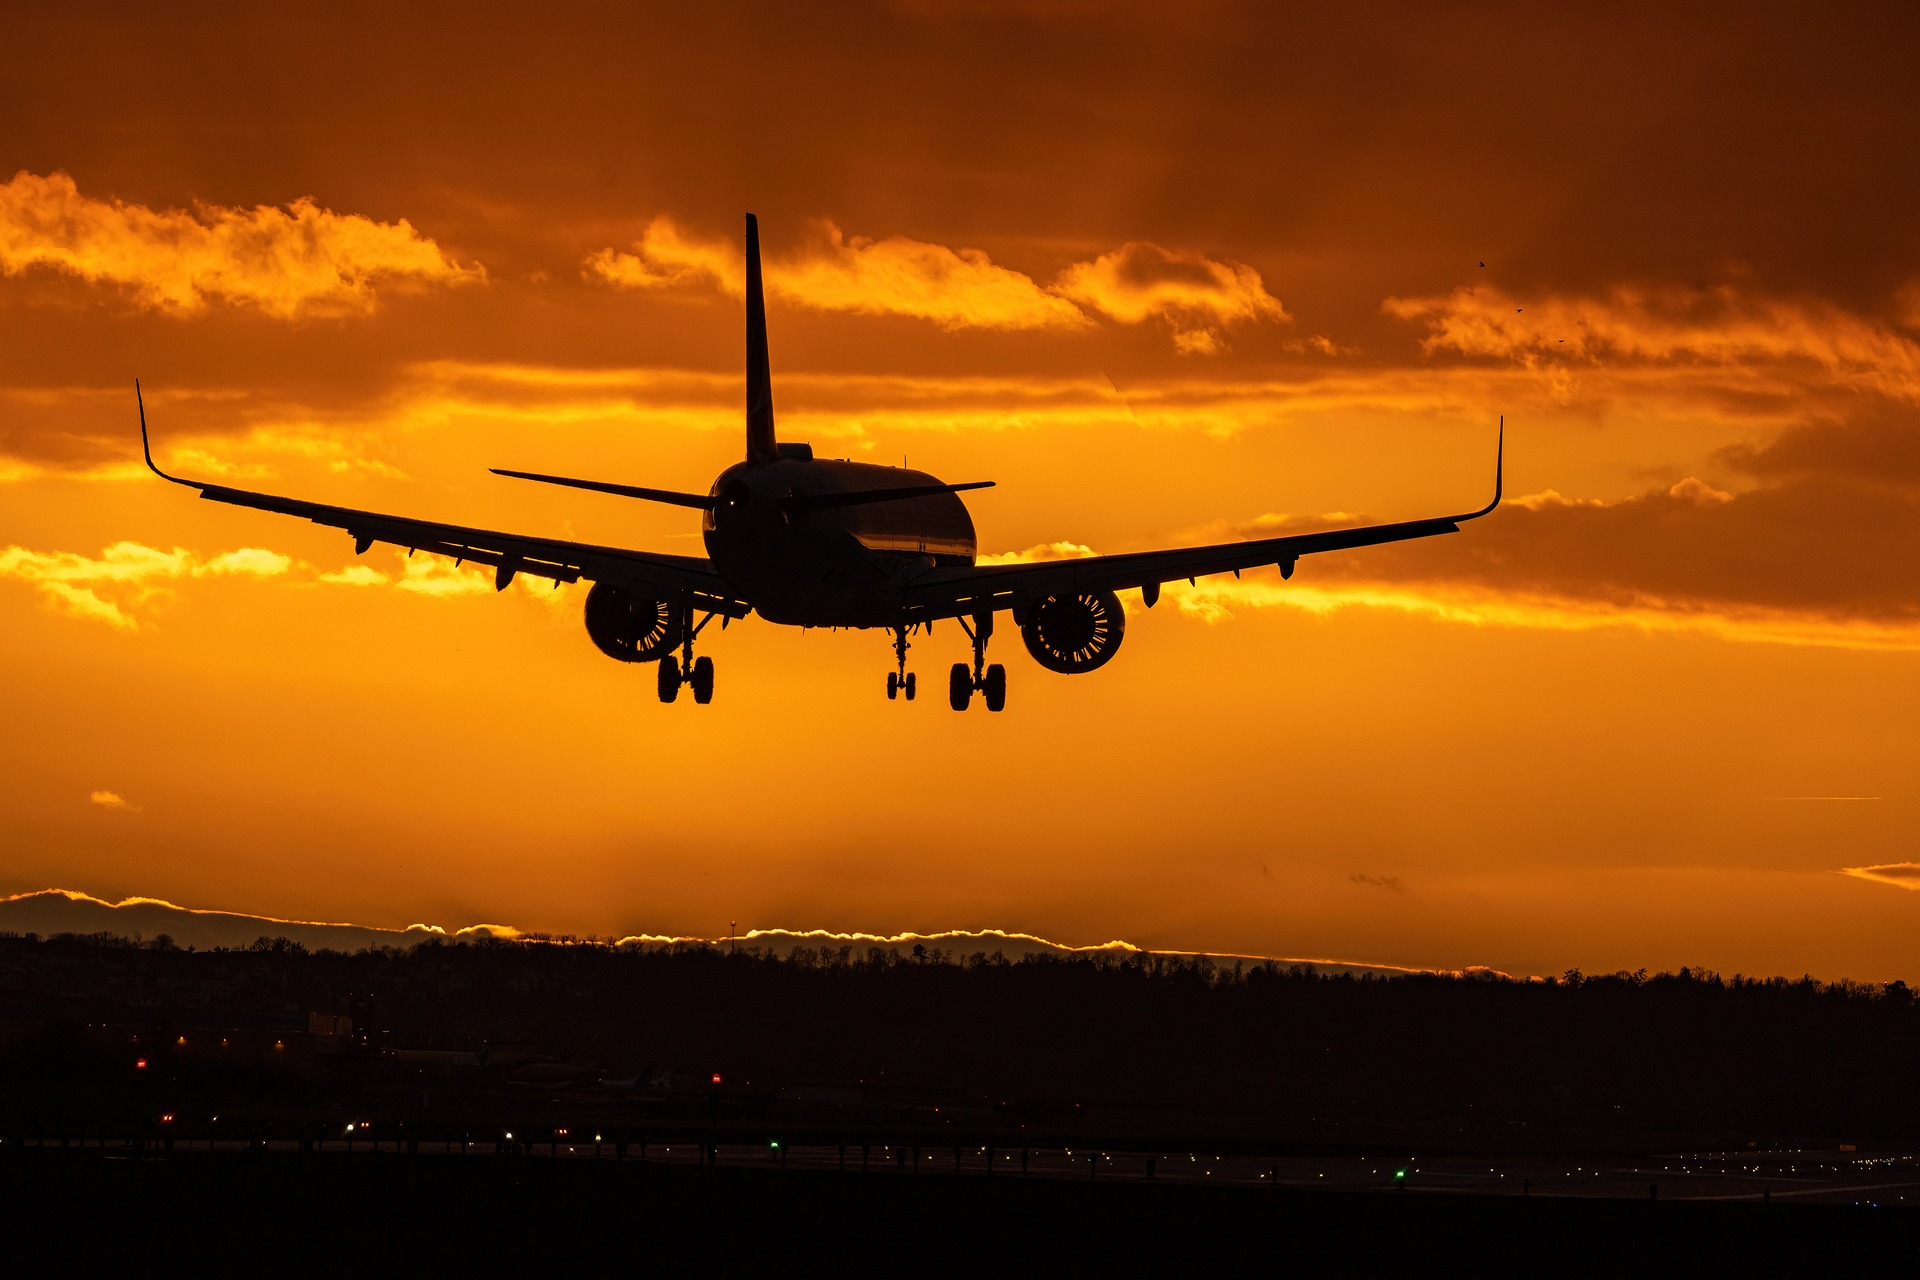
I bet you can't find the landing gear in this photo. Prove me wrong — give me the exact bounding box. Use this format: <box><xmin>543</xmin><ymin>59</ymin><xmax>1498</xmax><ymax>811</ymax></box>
<box><xmin>951</xmin><ymin>612</ymin><xmax>1007</xmax><ymax>712</ymax></box>
<box><xmin>982</xmin><ymin>662</ymin><xmax>1006</xmax><ymax>712</ymax></box>
<box><xmin>657</xmin><ymin>607</ymin><xmax>718</xmax><ymax>704</ymax></box>
<box><xmin>885</xmin><ymin>625</ymin><xmax>918</xmax><ymax>702</ymax></box>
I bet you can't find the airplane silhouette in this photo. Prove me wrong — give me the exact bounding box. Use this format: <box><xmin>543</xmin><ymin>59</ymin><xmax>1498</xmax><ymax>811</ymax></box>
<box><xmin>139</xmin><ymin>214</ymin><xmax>1501</xmax><ymax>711</ymax></box>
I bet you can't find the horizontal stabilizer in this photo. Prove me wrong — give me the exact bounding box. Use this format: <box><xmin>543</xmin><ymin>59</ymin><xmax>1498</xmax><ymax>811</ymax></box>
<box><xmin>490</xmin><ymin>468</ymin><xmax>715</xmax><ymax>510</ymax></box>
<box><xmin>784</xmin><ymin>480</ymin><xmax>994</xmax><ymax>512</ymax></box>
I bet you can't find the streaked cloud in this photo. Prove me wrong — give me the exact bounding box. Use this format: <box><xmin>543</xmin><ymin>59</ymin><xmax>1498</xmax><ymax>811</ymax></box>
<box><xmin>0</xmin><ymin>170</ymin><xmax>483</xmax><ymax>317</ymax></box>
<box><xmin>1385</xmin><ymin>285</ymin><xmax>1920</xmax><ymax>401</ymax></box>
<box><xmin>588</xmin><ymin>215</ymin><xmax>1087</xmax><ymax>331</ymax></box>
<box><xmin>88</xmin><ymin>790</ymin><xmax>133</xmax><ymax>811</ymax></box>
<box><xmin>1350</xmin><ymin>873</ymin><xmax>1405</xmax><ymax>893</ymax></box>
<box><xmin>1053</xmin><ymin>240</ymin><xmax>1288</xmax><ymax>354</ymax></box>
<box><xmin>1840</xmin><ymin>863</ymin><xmax>1920</xmax><ymax>891</ymax></box>
<box><xmin>588</xmin><ymin>217</ymin><xmax>1290</xmax><ymax>349</ymax></box>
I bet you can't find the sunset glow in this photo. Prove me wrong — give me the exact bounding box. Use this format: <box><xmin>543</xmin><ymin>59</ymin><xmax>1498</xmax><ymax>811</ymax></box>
<box><xmin>4</xmin><ymin>4</ymin><xmax>1919</xmax><ymax>981</ymax></box>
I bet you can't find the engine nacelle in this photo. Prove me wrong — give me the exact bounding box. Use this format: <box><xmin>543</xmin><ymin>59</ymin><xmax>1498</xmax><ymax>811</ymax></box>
<box><xmin>1018</xmin><ymin>589</ymin><xmax>1125</xmax><ymax>674</ymax></box>
<box><xmin>583</xmin><ymin>582</ymin><xmax>683</xmax><ymax>663</ymax></box>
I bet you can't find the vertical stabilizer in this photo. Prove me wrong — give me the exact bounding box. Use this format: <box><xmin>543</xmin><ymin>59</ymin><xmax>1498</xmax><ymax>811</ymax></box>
<box><xmin>745</xmin><ymin>213</ymin><xmax>776</xmax><ymax>462</ymax></box>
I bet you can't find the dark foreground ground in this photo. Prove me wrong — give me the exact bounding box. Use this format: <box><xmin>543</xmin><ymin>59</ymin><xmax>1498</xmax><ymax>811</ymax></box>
<box><xmin>4</xmin><ymin>1147</ymin><xmax>1916</xmax><ymax>1272</ymax></box>
<box><xmin>7</xmin><ymin>932</ymin><xmax>1920</xmax><ymax>1268</ymax></box>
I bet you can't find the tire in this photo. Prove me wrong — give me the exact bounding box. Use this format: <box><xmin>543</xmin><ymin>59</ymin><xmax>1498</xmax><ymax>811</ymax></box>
<box><xmin>983</xmin><ymin>663</ymin><xmax>1006</xmax><ymax>712</ymax></box>
<box><xmin>948</xmin><ymin>662</ymin><xmax>973</xmax><ymax>711</ymax></box>
<box><xmin>887</xmin><ymin>672</ymin><xmax>899</xmax><ymax>701</ymax></box>
<box><xmin>903</xmin><ymin>672</ymin><xmax>917</xmax><ymax>701</ymax></box>
<box><xmin>690</xmin><ymin>655</ymin><xmax>714</xmax><ymax>704</ymax></box>
<box><xmin>657</xmin><ymin>654</ymin><xmax>681</xmax><ymax>703</ymax></box>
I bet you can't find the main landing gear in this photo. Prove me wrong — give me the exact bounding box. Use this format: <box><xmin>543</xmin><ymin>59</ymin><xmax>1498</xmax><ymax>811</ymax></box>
<box><xmin>657</xmin><ymin>609</ymin><xmax>717</xmax><ymax>704</ymax></box>
<box><xmin>886</xmin><ymin>625</ymin><xmax>918</xmax><ymax>701</ymax></box>
<box><xmin>949</xmin><ymin>612</ymin><xmax>1006</xmax><ymax>713</ymax></box>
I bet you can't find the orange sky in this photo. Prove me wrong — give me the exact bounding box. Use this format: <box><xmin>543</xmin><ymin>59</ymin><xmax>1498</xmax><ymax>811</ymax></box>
<box><xmin>5</xmin><ymin>2</ymin><xmax>1920</xmax><ymax>979</ymax></box>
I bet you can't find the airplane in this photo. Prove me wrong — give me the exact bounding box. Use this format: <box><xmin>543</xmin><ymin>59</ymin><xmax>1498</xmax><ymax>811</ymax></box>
<box><xmin>138</xmin><ymin>213</ymin><xmax>1502</xmax><ymax>712</ymax></box>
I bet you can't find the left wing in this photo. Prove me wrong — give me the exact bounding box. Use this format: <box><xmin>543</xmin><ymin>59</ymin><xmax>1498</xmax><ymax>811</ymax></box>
<box><xmin>137</xmin><ymin>384</ymin><xmax>749</xmax><ymax>616</ymax></box>
<box><xmin>902</xmin><ymin>420</ymin><xmax>1502</xmax><ymax>621</ymax></box>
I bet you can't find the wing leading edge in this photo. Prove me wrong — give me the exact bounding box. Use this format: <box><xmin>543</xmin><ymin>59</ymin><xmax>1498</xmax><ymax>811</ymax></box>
<box><xmin>136</xmin><ymin>383</ymin><xmax>748</xmax><ymax>616</ymax></box>
<box><xmin>902</xmin><ymin>419</ymin><xmax>1504</xmax><ymax>621</ymax></box>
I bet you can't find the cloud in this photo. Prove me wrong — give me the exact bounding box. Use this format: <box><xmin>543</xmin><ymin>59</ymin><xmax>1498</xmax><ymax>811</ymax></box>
<box><xmin>1053</xmin><ymin>240</ymin><xmax>1289</xmax><ymax>353</ymax></box>
<box><xmin>0</xmin><ymin>170</ymin><xmax>483</xmax><ymax>318</ymax></box>
<box><xmin>0</xmin><ymin>540</ymin><xmax>396</xmax><ymax>628</ymax></box>
<box><xmin>1350</xmin><ymin>873</ymin><xmax>1405</xmax><ymax>893</ymax></box>
<box><xmin>976</xmin><ymin>541</ymin><xmax>1097</xmax><ymax>566</ymax></box>
<box><xmin>200</xmin><ymin>548</ymin><xmax>294</xmax><ymax>576</ymax></box>
<box><xmin>88</xmin><ymin>790</ymin><xmax>134</xmax><ymax>811</ymax></box>
<box><xmin>393</xmin><ymin>555</ymin><xmax>497</xmax><ymax>597</ymax></box>
<box><xmin>588</xmin><ymin>216</ymin><xmax>1088</xmax><ymax>331</ymax></box>
<box><xmin>317</xmin><ymin>564</ymin><xmax>391</xmax><ymax>587</ymax></box>
<box><xmin>587</xmin><ymin>217</ymin><xmax>1292</xmax><ymax>349</ymax></box>
<box><xmin>1384</xmin><ymin>285</ymin><xmax>1920</xmax><ymax>401</ymax></box>
<box><xmin>0</xmin><ymin>537</ymin><xmax>456</xmax><ymax>629</ymax></box>
<box><xmin>404</xmin><ymin>921</ymin><xmax>524</xmax><ymax>939</ymax></box>
<box><xmin>1840</xmin><ymin>863</ymin><xmax>1920</xmax><ymax>891</ymax></box>
<box><xmin>1719</xmin><ymin>403</ymin><xmax>1920</xmax><ymax>487</ymax></box>
<box><xmin>583</xmin><ymin>216</ymin><xmax>737</xmax><ymax>292</ymax></box>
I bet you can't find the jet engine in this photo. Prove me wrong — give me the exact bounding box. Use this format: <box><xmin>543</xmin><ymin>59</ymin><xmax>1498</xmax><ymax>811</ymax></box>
<box><xmin>1018</xmin><ymin>589</ymin><xmax>1125</xmax><ymax>674</ymax></box>
<box><xmin>583</xmin><ymin>582</ymin><xmax>683</xmax><ymax>662</ymax></box>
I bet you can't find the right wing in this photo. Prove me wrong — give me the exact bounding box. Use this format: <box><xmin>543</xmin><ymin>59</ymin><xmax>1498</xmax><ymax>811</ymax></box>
<box><xmin>902</xmin><ymin>420</ymin><xmax>1503</xmax><ymax>621</ymax></box>
<box><xmin>138</xmin><ymin>384</ymin><xmax>749</xmax><ymax>617</ymax></box>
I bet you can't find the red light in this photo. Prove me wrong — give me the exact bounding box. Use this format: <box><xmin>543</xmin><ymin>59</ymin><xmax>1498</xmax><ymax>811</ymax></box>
<box><xmin>135</xmin><ymin>1058</ymin><xmax>148</xmax><ymax>1070</ymax></box>
<box><xmin>711</xmin><ymin>1073</ymin><xmax>722</xmax><ymax>1085</ymax></box>
<box><xmin>160</xmin><ymin>1113</ymin><xmax>174</xmax><ymax>1124</ymax></box>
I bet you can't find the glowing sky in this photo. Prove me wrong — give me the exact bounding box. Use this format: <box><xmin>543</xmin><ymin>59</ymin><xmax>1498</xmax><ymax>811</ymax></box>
<box><xmin>5</xmin><ymin>3</ymin><xmax>1920</xmax><ymax>978</ymax></box>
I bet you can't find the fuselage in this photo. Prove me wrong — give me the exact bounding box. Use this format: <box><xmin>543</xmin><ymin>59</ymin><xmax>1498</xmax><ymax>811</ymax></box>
<box><xmin>702</xmin><ymin>450</ymin><xmax>976</xmax><ymax>627</ymax></box>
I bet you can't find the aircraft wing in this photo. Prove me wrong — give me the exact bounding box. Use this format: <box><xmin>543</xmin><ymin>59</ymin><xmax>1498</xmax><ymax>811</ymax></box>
<box><xmin>138</xmin><ymin>389</ymin><xmax>748</xmax><ymax>617</ymax></box>
<box><xmin>903</xmin><ymin>423</ymin><xmax>1502</xmax><ymax>622</ymax></box>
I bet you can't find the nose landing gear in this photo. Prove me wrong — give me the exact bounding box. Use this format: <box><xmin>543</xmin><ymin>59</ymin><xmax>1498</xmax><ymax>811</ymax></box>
<box><xmin>950</xmin><ymin>612</ymin><xmax>1006</xmax><ymax>712</ymax></box>
<box><xmin>886</xmin><ymin>625</ymin><xmax>918</xmax><ymax>701</ymax></box>
<box><xmin>657</xmin><ymin>607</ymin><xmax>718</xmax><ymax>704</ymax></box>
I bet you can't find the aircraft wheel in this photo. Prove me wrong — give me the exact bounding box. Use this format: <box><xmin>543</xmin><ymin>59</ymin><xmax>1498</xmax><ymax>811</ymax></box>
<box><xmin>887</xmin><ymin>672</ymin><xmax>899</xmax><ymax>701</ymax></box>
<box><xmin>948</xmin><ymin>662</ymin><xmax>972</xmax><ymax>711</ymax></box>
<box><xmin>690</xmin><ymin>655</ymin><xmax>714</xmax><ymax>704</ymax></box>
<box><xmin>983</xmin><ymin>663</ymin><xmax>1006</xmax><ymax>712</ymax></box>
<box><xmin>903</xmin><ymin>672</ymin><xmax>917</xmax><ymax>701</ymax></box>
<box><xmin>657</xmin><ymin>654</ymin><xmax>681</xmax><ymax>703</ymax></box>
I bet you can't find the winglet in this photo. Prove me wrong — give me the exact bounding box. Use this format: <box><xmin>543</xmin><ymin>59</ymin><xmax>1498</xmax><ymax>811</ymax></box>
<box><xmin>137</xmin><ymin>380</ymin><xmax>203</xmax><ymax>489</ymax></box>
<box><xmin>1457</xmin><ymin>415</ymin><xmax>1503</xmax><ymax>521</ymax></box>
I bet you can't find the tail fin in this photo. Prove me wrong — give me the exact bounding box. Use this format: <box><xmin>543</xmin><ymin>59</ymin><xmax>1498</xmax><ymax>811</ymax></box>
<box><xmin>745</xmin><ymin>213</ymin><xmax>776</xmax><ymax>462</ymax></box>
